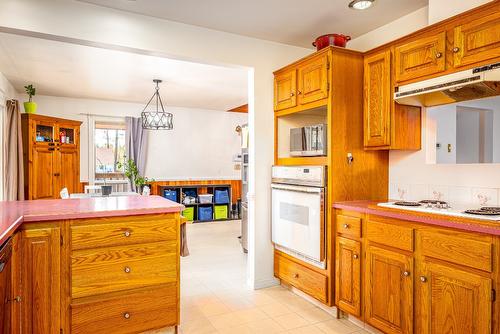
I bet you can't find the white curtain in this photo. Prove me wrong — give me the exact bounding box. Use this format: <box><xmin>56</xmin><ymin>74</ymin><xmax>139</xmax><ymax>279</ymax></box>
<box><xmin>3</xmin><ymin>99</ymin><xmax>24</xmax><ymax>200</ymax></box>
<box><xmin>125</xmin><ymin>117</ymin><xmax>148</xmax><ymax>191</ymax></box>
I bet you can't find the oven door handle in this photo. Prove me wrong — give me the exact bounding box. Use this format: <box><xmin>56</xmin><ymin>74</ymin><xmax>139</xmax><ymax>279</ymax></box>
<box><xmin>271</xmin><ymin>183</ymin><xmax>322</xmax><ymax>194</ymax></box>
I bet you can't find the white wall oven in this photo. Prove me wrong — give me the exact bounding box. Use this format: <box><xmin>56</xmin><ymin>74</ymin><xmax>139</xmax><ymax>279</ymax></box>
<box><xmin>271</xmin><ymin>166</ymin><xmax>326</xmax><ymax>269</ymax></box>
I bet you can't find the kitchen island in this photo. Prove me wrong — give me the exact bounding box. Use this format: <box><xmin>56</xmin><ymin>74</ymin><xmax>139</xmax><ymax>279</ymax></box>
<box><xmin>1</xmin><ymin>195</ymin><xmax>184</xmax><ymax>334</ymax></box>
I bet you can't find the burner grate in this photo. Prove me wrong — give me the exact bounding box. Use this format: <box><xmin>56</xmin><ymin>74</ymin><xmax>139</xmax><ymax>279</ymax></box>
<box><xmin>419</xmin><ymin>199</ymin><xmax>448</xmax><ymax>205</ymax></box>
<box><xmin>464</xmin><ymin>208</ymin><xmax>500</xmax><ymax>216</ymax></box>
<box><xmin>394</xmin><ymin>201</ymin><xmax>421</xmax><ymax>207</ymax></box>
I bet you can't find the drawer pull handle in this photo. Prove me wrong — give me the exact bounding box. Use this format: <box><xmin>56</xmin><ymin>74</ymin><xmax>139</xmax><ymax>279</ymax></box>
<box><xmin>452</xmin><ymin>47</ymin><xmax>460</xmax><ymax>53</ymax></box>
<box><xmin>435</xmin><ymin>52</ymin><xmax>442</xmax><ymax>58</ymax></box>
<box><xmin>290</xmin><ymin>92</ymin><xmax>295</xmax><ymax>97</ymax></box>
<box><xmin>420</xmin><ymin>276</ymin><xmax>427</xmax><ymax>282</ymax></box>
<box><xmin>403</xmin><ymin>271</ymin><xmax>410</xmax><ymax>277</ymax></box>
<box><xmin>124</xmin><ymin>266</ymin><xmax>131</xmax><ymax>273</ymax></box>
<box><xmin>123</xmin><ymin>312</ymin><xmax>131</xmax><ymax>319</ymax></box>
<box><xmin>353</xmin><ymin>254</ymin><xmax>359</xmax><ymax>259</ymax></box>
<box><xmin>343</xmin><ymin>224</ymin><xmax>350</xmax><ymax>229</ymax></box>
<box><xmin>293</xmin><ymin>273</ymin><xmax>299</xmax><ymax>279</ymax></box>
<box><xmin>124</xmin><ymin>230</ymin><xmax>131</xmax><ymax>237</ymax></box>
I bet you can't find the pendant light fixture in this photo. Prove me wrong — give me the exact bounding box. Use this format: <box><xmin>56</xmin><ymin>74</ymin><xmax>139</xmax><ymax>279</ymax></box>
<box><xmin>141</xmin><ymin>79</ymin><xmax>173</xmax><ymax>130</ymax></box>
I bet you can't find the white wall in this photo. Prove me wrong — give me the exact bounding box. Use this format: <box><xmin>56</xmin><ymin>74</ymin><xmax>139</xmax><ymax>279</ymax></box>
<box><xmin>24</xmin><ymin>94</ymin><xmax>246</xmax><ymax>182</ymax></box>
<box><xmin>0</xmin><ymin>71</ymin><xmax>18</xmax><ymax>200</ymax></box>
<box><xmin>428</xmin><ymin>0</ymin><xmax>494</xmax><ymax>24</ymax></box>
<box><xmin>0</xmin><ymin>0</ymin><xmax>311</xmax><ymax>289</ymax></box>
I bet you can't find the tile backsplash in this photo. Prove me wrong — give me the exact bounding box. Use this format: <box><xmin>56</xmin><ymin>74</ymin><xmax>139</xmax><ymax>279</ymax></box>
<box><xmin>389</xmin><ymin>183</ymin><xmax>500</xmax><ymax>207</ymax></box>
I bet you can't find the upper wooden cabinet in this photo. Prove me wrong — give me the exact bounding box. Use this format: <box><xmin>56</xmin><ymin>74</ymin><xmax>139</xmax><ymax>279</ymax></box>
<box><xmin>365</xmin><ymin>244</ymin><xmax>413</xmax><ymax>334</ymax></box>
<box><xmin>274</xmin><ymin>51</ymin><xmax>329</xmax><ymax>112</ymax></box>
<box><xmin>394</xmin><ymin>32</ymin><xmax>446</xmax><ymax>82</ymax></box>
<box><xmin>22</xmin><ymin>114</ymin><xmax>81</xmax><ymax>199</ymax></box>
<box><xmin>364</xmin><ymin>50</ymin><xmax>392</xmax><ymax>147</ymax></box>
<box><xmin>297</xmin><ymin>53</ymin><xmax>329</xmax><ymax>105</ymax></box>
<box><xmin>453</xmin><ymin>11</ymin><xmax>500</xmax><ymax>68</ymax></box>
<box><xmin>274</xmin><ymin>69</ymin><xmax>297</xmax><ymax>111</ymax></box>
<box><xmin>416</xmin><ymin>260</ymin><xmax>492</xmax><ymax>334</ymax></box>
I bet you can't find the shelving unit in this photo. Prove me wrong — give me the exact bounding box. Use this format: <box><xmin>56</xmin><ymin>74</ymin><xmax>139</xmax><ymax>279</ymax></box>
<box><xmin>159</xmin><ymin>184</ymin><xmax>233</xmax><ymax>223</ymax></box>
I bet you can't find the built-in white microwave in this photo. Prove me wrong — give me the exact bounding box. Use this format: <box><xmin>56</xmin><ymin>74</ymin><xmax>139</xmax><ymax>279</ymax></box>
<box><xmin>289</xmin><ymin>124</ymin><xmax>327</xmax><ymax>157</ymax></box>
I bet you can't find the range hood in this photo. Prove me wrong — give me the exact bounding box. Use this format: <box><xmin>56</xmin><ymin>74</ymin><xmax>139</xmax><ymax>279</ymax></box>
<box><xmin>394</xmin><ymin>62</ymin><xmax>500</xmax><ymax>107</ymax></box>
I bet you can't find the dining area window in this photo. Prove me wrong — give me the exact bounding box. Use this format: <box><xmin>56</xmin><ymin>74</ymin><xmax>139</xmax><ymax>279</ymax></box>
<box><xmin>94</xmin><ymin>121</ymin><xmax>126</xmax><ymax>181</ymax></box>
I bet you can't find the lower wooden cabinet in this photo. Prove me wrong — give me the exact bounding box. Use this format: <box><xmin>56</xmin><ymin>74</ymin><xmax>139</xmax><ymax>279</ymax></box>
<box><xmin>16</xmin><ymin>225</ymin><xmax>61</xmax><ymax>334</ymax></box>
<box><xmin>365</xmin><ymin>244</ymin><xmax>413</xmax><ymax>334</ymax></box>
<box><xmin>335</xmin><ymin>237</ymin><xmax>361</xmax><ymax>316</ymax></box>
<box><xmin>416</xmin><ymin>260</ymin><xmax>492</xmax><ymax>334</ymax></box>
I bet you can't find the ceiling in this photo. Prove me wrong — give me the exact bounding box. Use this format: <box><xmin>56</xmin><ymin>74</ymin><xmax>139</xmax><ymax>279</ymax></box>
<box><xmin>79</xmin><ymin>0</ymin><xmax>428</xmax><ymax>48</ymax></box>
<box><xmin>0</xmin><ymin>33</ymin><xmax>248</xmax><ymax>110</ymax></box>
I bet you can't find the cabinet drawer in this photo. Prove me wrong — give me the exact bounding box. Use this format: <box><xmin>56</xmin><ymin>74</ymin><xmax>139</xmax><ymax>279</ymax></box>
<box><xmin>71</xmin><ymin>215</ymin><xmax>177</xmax><ymax>250</ymax></box>
<box><xmin>71</xmin><ymin>241</ymin><xmax>178</xmax><ymax>298</ymax></box>
<box><xmin>274</xmin><ymin>253</ymin><xmax>328</xmax><ymax>303</ymax></box>
<box><xmin>336</xmin><ymin>214</ymin><xmax>362</xmax><ymax>238</ymax></box>
<box><xmin>71</xmin><ymin>284</ymin><xmax>178</xmax><ymax>334</ymax></box>
<box><xmin>417</xmin><ymin>230</ymin><xmax>493</xmax><ymax>272</ymax></box>
<box><xmin>367</xmin><ymin>218</ymin><xmax>414</xmax><ymax>251</ymax></box>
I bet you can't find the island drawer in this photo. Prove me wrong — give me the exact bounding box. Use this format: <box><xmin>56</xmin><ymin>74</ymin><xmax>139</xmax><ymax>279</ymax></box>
<box><xmin>71</xmin><ymin>284</ymin><xmax>178</xmax><ymax>334</ymax></box>
<box><xmin>417</xmin><ymin>229</ymin><xmax>493</xmax><ymax>272</ymax></box>
<box><xmin>366</xmin><ymin>217</ymin><xmax>414</xmax><ymax>252</ymax></box>
<box><xmin>71</xmin><ymin>215</ymin><xmax>178</xmax><ymax>250</ymax></box>
<box><xmin>336</xmin><ymin>214</ymin><xmax>362</xmax><ymax>238</ymax></box>
<box><xmin>274</xmin><ymin>252</ymin><xmax>328</xmax><ymax>303</ymax></box>
<box><xmin>71</xmin><ymin>241</ymin><xmax>178</xmax><ymax>298</ymax></box>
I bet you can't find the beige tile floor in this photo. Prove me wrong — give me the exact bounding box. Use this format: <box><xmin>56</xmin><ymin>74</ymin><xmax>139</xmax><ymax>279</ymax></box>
<box><xmin>147</xmin><ymin>220</ymin><xmax>368</xmax><ymax>334</ymax></box>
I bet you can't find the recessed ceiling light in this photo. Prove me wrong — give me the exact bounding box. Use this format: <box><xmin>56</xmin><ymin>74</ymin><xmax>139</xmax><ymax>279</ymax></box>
<box><xmin>348</xmin><ymin>0</ymin><xmax>375</xmax><ymax>10</ymax></box>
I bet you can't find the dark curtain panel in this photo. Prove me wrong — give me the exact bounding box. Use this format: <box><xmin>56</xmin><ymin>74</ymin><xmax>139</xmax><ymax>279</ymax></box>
<box><xmin>3</xmin><ymin>99</ymin><xmax>24</xmax><ymax>200</ymax></box>
<box><xmin>125</xmin><ymin>117</ymin><xmax>148</xmax><ymax>191</ymax></box>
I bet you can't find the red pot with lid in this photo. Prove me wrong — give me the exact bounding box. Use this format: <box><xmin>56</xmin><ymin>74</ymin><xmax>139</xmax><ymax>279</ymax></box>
<box><xmin>312</xmin><ymin>34</ymin><xmax>351</xmax><ymax>50</ymax></box>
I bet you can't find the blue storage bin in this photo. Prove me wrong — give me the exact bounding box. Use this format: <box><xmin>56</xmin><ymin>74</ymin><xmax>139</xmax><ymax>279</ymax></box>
<box><xmin>183</xmin><ymin>189</ymin><xmax>197</xmax><ymax>198</ymax></box>
<box><xmin>214</xmin><ymin>189</ymin><xmax>230</xmax><ymax>204</ymax></box>
<box><xmin>198</xmin><ymin>206</ymin><xmax>213</xmax><ymax>221</ymax></box>
<box><xmin>163</xmin><ymin>189</ymin><xmax>177</xmax><ymax>202</ymax></box>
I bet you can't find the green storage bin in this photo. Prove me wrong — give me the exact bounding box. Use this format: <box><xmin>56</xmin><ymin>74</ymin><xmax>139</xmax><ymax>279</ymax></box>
<box><xmin>182</xmin><ymin>206</ymin><xmax>195</xmax><ymax>221</ymax></box>
<box><xmin>214</xmin><ymin>205</ymin><xmax>228</xmax><ymax>220</ymax></box>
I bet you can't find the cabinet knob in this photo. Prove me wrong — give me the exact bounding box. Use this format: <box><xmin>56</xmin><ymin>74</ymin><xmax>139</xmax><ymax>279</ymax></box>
<box><xmin>353</xmin><ymin>254</ymin><xmax>359</xmax><ymax>259</ymax></box>
<box><xmin>343</xmin><ymin>224</ymin><xmax>350</xmax><ymax>229</ymax></box>
<box><xmin>123</xmin><ymin>312</ymin><xmax>131</xmax><ymax>319</ymax></box>
<box><xmin>124</xmin><ymin>266</ymin><xmax>131</xmax><ymax>273</ymax></box>
<box><xmin>293</xmin><ymin>273</ymin><xmax>299</xmax><ymax>279</ymax></box>
<box><xmin>290</xmin><ymin>92</ymin><xmax>295</xmax><ymax>97</ymax></box>
<box><xmin>124</xmin><ymin>230</ymin><xmax>131</xmax><ymax>237</ymax></box>
<box><xmin>403</xmin><ymin>271</ymin><xmax>410</xmax><ymax>277</ymax></box>
<box><xmin>420</xmin><ymin>276</ymin><xmax>427</xmax><ymax>282</ymax></box>
<box><xmin>436</xmin><ymin>52</ymin><xmax>442</xmax><ymax>58</ymax></box>
<box><xmin>452</xmin><ymin>47</ymin><xmax>460</xmax><ymax>53</ymax></box>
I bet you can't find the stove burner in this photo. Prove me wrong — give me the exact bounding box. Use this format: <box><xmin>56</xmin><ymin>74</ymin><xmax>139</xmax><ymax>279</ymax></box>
<box><xmin>419</xmin><ymin>199</ymin><xmax>448</xmax><ymax>205</ymax></box>
<box><xmin>481</xmin><ymin>207</ymin><xmax>500</xmax><ymax>212</ymax></box>
<box><xmin>394</xmin><ymin>201</ymin><xmax>421</xmax><ymax>207</ymax></box>
<box><xmin>464</xmin><ymin>209</ymin><xmax>500</xmax><ymax>216</ymax></box>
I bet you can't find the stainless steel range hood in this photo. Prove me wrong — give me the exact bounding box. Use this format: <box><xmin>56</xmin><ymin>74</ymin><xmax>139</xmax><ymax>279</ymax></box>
<box><xmin>394</xmin><ymin>62</ymin><xmax>500</xmax><ymax>107</ymax></box>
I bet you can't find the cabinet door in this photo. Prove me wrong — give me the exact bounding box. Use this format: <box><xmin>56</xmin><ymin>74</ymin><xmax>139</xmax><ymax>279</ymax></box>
<box><xmin>335</xmin><ymin>237</ymin><xmax>361</xmax><ymax>316</ymax></box>
<box><xmin>274</xmin><ymin>69</ymin><xmax>297</xmax><ymax>111</ymax></box>
<box><xmin>365</xmin><ymin>244</ymin><xmax>413</xmax><ymax>334</ymax></box>
<box><xmin>394</xmin><ymin>32</ymin><xmax>446</xmax><ymax>82</ymax></box>
<box><xmin>58</xmin><ymin>147</ymin><xmax>79</xmax><ymax>194</ymax></box>
<box><xmin>454</xmin><ymin>11</ymin><xmax>500</xmax><ymax>68</ymax></box>
<box><xmin>416</xmin><ymin>260</ymin><xmax>492</xmax><ymax>334</ymax></box>
<box><xmin>364</xmin><ymin>50</ymin><xmax>392</xmax><ymax>148</ymax></box>
<box><xmin>31</xmin><ymin>146</ymin><xmax>56</xmax><ymax>199</ymax></box>
<box><xmin>19</xmin><ymin>227</ymin><xmax>61</xmax><ymax>334</ymax></box>
<box><xmin>297</xmin><ymin>53</ymin><xmax>329</xmax><ymax>105</ymax></box>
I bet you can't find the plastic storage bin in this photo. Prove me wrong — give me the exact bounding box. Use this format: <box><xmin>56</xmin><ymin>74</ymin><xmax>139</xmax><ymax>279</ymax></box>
<box><xmin>214</xmin><ymin>189</ymin><xmax>230</xmax><ymax>204</ymax></box>
<box><xmin>198</xmin><ymin>206</ymin><xmax>213</xmax><ymax>221</ymax></box>
<box><xmin>198</xmin><ymin>194</ymin><xmax>213</xmax><ymax>204</ymax></box>
<box><xmin>183</xmin><ymin>189</ymin><xmax>197</xmax><ymax>198</ymax></box>
<box><xmin>182</xmin><ymin>206</ymin><xmax>195</xmax><ymax>221</ymax></box>
<box><xmin>163</xmin><ymin>189</ymin><xmax>178</xmax><ymax>202</ymax></box>
<box><xmin>214</xmin><ymin>205</ymin><xmax>228</xmax><ymax>220</ymax></box>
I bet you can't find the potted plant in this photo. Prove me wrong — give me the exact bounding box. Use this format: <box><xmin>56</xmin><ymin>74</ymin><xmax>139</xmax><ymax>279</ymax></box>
<box><xmin>23</xmin><ymin>84</ymin><xmax>37</xmax><ymax>114</ymax></box>
<box><xmin>117</xmin><ymin>157</ymin><xmax>154</xmax><ymax>194</ymax></box>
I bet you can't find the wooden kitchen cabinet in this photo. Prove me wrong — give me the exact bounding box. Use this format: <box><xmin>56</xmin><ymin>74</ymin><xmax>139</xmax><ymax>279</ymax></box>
<box><xmin>365</xmin><ymin>244</ymin><xmax>413</xmax><ymax>334</ymax></box>
<box><xmin>335</xmin><ymin>237</ymin><xmax>361</xmax><ymax>316</ymax></box>
<box><xmin>453</xmin><ymin>11</ymin><xmax>500</xmax><ymax>68</ymax></box>
<box><xmin>297</xmin><ymin>52</ymin><xmax>329</xmax><ymax>105</ymax></box>
<box><xmin>16</xmin><ymin>225</ymin><xmax>61</xmax><ymax>334</ymax></box>
<box><xmin>415</xmin><ymin>260</ymin><xmax>492</xmax><ymax>334</ymax></box>
<box><xmin>394</xmin><ymin>32</ymin><xmax>446</xmax><ymax>82</ymax></box>
<box><xmin>22</xmin><ymin>114</ymin><xmax>81</xmax><ymax>199</ymax></box>
<box><xmin>274</xmin><ymin>69</ymin><xmax>297</xmax><ymax>111</ymax></box>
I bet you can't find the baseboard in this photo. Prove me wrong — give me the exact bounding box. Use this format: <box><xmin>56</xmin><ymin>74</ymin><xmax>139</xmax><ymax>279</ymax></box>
<box><xmin>252</xmin><ymin>277</ymin><xmax>280</xmax><ymax>290</ymax></box>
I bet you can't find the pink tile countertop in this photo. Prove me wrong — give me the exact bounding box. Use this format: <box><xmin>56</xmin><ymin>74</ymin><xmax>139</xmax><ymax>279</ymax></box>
<box><xmin>0</xmin><ymin>195</ymin><xmax>184</xmax><ymax>245</ymax></box>
<box><xmin>333</xmin><ymin>200</ymin><xmax>500</xmax><ymax>236</ymax></box>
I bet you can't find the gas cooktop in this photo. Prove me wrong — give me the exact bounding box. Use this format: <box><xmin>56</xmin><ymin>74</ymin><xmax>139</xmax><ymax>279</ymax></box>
<box><xmin>378</xmin><ymin>200</ymin><xmax>500</xmax><ymax>221</ymax></box>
